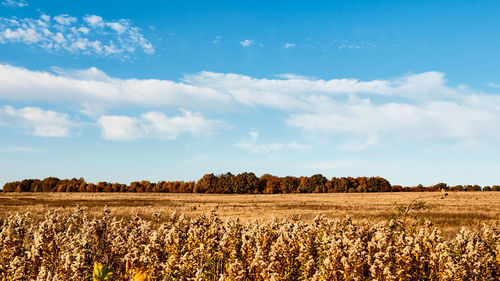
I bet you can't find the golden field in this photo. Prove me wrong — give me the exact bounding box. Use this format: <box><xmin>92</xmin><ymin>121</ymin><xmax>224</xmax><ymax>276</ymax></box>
<box><xmin>1</xmin><ymin>191</ymin><xmax>499</xmax><ymax>280</ymax></box>
<box><xmin>1</xmin><ymin>191</ymin><xmax>498</xmax><ymax>237</ymax></box>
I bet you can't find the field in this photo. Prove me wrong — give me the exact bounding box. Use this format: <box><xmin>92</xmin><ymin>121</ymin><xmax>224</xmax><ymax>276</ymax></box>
<box><xmin>1</xmin><ymin>191</ymin><xmax>499</xmax><ymax>237</ymax></box>
<box><xmin>1</xmin><ymin>191</ymin><xmax>499</xmax><ymax>280</ymax></box>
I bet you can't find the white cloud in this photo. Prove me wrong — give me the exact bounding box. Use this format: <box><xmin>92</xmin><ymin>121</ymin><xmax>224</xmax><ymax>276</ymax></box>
<box><xmin>98</xmin><ymin>110</ymin><xmax>219</xmax><ymax>141</ymax></box>
<box><xmin>0</xmin><ymin>64</ymin><xmax>229</xmax><ymax>108</ymax></box>
<box><xmin>286</xmin><ymin>99</ymin><xmax>500</xmax><ymax>141</ymax></box>
<box><xmin>1</xmin><ymin>64</ymin><xmax>500</xmax><ymax>144</ymax></box>
<box><xmin>78</xmin><ymin>27</ymin><xmax>90</xmax><ymax>34</ymax></box>
<box><xmin>98</xmin><ymin>115</ymin><xmax>142</xmax><ymax>140</ymax></box>
<box><xmin>142</xmin><ymin>110</ymin><xmax>218</xmax><ymax>139</ymax></box>
<box><xmin>235</xmin><ymin>131</ymin><xmax>311</xmax><ymax>153</ymax></box>
<box><xmin>83</xmin><ymin>15</ymin><xmax>104</xmax><ymax>27</ymax></box>
<box><xmin>284</xmin><ymin>42</ymin><xmax>295</xmax><ymax>48</ymax></box>
<box><xmin>240</xmin><ymin>39</ymin><xmax>254</xmax><ymax>47</ymax></box>
<box><xmin>0</xmin><ymin>106</ymin><xmax>76</xmax><ymax>137</ymax></box>
<box><xmin>201</xmin><ymin>71</ymin><xmax>459</xmax><ymax>103</ymax></box>
<box><xmin>0</xmin><ymin>13</ymin><xmax>154</xmax><ymax>57</ymax></box>
<box><xmin>53</xmin><ymin>15</ymin><xmax>77</xmax><ymax>25</ymax></box>
<box><xmin>183</xmin><ymin>71</ymin><xmax>449</xmax><ymax>111</ymax></box>
<box><xmin>106</xmin><ymin>22</ymin><xmax>127</xmax><ymax>34</ymax></box>
<box><xmin>2</xmin><ymin>0</ymin><xmax>27</xmax><ymax>8</ymax></box>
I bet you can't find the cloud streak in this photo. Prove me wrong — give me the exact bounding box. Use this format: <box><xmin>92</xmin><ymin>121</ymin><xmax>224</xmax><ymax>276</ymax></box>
<box><xmin>2</xmin><ymin>146</ymin><xmax>43</xmax><ymax>152</ymax></box>
<box><xmin>0</xmin><ymin>64</ymin><xmax>229</xmax><ymax>108</ymax></box>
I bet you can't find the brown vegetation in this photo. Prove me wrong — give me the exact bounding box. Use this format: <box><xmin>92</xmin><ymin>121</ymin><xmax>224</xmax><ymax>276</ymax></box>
<box><xmin>1</xmin><ymin>192</ymin><xmax>498</xmax><ymax>238</ymax></box>
<box><xmin>1</xmin><ymin>207</ymin><xmax>499</xmax><ymax>280</ymax></box>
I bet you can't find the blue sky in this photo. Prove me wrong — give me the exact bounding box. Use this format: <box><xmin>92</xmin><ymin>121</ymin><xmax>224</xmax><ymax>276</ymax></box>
<box><xmin>1</xmin><ymin>0</ymin><xmax>499</xmax><ymax>187</ymax></box>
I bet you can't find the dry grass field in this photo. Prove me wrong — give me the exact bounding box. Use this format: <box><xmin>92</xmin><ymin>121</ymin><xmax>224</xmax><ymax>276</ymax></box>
<box><xmin>1</xmin><ymin>191</ymin><xmax>498</xmax><ymax>237</ymax></box>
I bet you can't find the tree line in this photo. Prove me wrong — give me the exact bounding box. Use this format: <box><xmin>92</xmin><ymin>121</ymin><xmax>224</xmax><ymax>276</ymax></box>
<box><xmin>2</xmin><ymin>173</ymin><xmax>499</xmax><ymax>193</ymax></box>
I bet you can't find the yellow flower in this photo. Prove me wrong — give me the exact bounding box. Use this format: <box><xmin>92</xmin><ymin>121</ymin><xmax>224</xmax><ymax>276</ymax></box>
<box><xmin>93</xmin><ymin>262</ymin><xmax>114</xmax><ymax>281</ymax></box>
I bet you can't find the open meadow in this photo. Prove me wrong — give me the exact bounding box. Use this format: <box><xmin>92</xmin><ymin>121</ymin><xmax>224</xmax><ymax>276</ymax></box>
<box><xmin>1</xmin><ymin>191</ymin><xmax>498</xmax><ymax>237</ymax></box>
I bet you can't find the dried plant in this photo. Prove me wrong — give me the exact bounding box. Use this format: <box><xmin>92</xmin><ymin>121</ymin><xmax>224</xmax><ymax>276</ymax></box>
<box><xmin>0</xmin><ymin>208</ymin><xmax>498</xmax><ymax>280</ymax></box>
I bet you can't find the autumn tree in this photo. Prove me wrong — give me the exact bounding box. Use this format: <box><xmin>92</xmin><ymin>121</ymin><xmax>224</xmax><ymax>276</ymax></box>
<box><xmin>217</xmin><ymin>172</ymin><xmax>235</xmax><ymax>193</ymax></box>
<box><xmin>195</xmin><ymin>173</ymin><xmax>217</xmax><ymax>193</ymax></box>
<box><xmin>280</xmin><ymin>176</ymin><xmax>299</xmax><ymax>194</ymax></box>
<box><xmin>259</xmin><ymin>174</ymin><xmax>281</xmax><ymax>194</ymax></box>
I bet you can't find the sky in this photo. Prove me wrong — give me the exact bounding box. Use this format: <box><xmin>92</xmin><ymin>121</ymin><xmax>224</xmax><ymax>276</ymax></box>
<box><xmin>1</xmin><ymin>0</ymin><xmax>499</xmax><ymax>187</ymax></box>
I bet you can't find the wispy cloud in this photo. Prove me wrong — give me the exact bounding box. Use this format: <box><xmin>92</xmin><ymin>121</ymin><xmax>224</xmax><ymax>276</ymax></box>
<box><xmin>487</xmin><ymin>82</ymin><xmax>500</xmax><ymax>88</ymax></box>
<box><xmin>338</xmin><ymin>42</ymin><xmax>375</xmax><ymax>50</ymax></box>
<box><xmin>235</xmin><ymin>131</ymin><xmax>311</xmax><ymax>153</ymax></box>
<box><xmin>184</xmin><ymin>154</ymin><xmax>209</xmax><ymax>164</ymax></box>
<box><xmin>0</xmin><ymin>106</ymin><xmax>77</xmax><ymax>137</ymax></box>
<box><xmin>327</xmin><ymin>40</ymin><xmax>376</xmax><ymax>50</ymax></box>
<box><xmin>212</xmin><ymin>35</ymin><xmax>222</xmax><ymax>44</ymax></box>
<box><xmin>240</xmin><ymin>39</ymin><xmax>254</xmax><ymax>47</ymax></box>
<box><xmin>2</xmin><ymin>146</ymin><xmax>43</xmax><ymax>152</ymax></box>
<box><xmin>297</xmin><ymin>39</ymin><xmax>376</xmax><ymax>51</ymax></box>
<box><xmin>284</xmin><ymin>42</ymin><xmax>295</xmax><ymax>48</ymax></box>
<box><xmin>98</xmin><ymin>110</ymin><xmax>220</xmax><ymax>141</ymax></box>
<box><xmin>1</xmin><ymin>0</ymin><xmax>27</xmax><ymax>8</ymax></box>
<box><xmin>78</xmin><ymin>103</ymin><xmax>106</xmax><ymax>117</ymax></box>
<box><xmin>339</xmin><ymin>135</ymin><xmax>379</xmax><ymax>151</ymax></box>
<box><xmin>0</xmin><ymin>13</ymin><xmax>154</xmax><ymax>57</ymax></box>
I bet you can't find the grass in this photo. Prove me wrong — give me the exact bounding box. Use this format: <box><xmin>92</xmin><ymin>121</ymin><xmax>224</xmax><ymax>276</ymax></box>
<box><xmin>0</xmin><ymin>191</ymin><xmax>498</xmax><ymax>237</ymax></box>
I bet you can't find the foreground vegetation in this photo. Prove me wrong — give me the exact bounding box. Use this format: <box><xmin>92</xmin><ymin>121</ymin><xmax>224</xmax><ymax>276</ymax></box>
<box><xmin>1</xmin><ymin>207</ymin><xmax>499</xmax><ymax>280</ymax></box>
<box><xmin>3</xmin><ymin>174</ymin><xmax>500</xmax><ymax>193</ymax></box>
